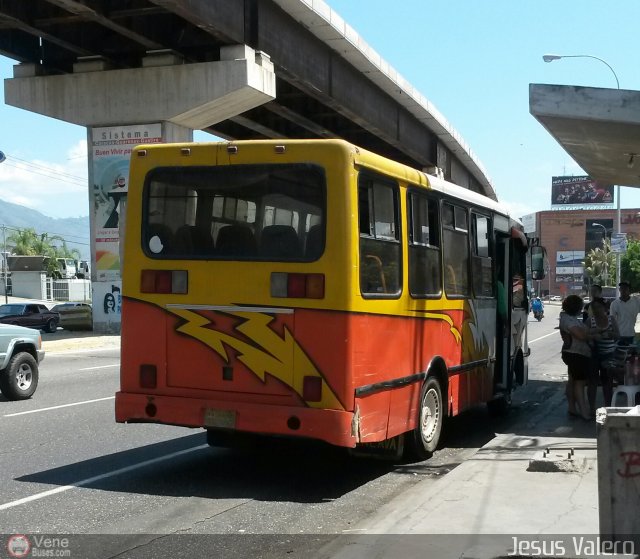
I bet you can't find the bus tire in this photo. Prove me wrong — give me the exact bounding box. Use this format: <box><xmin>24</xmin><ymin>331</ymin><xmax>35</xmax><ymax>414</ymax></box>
<box><xmin>405</xmin><ymin>376</ymin><xmax>443</xmax><ymax>461</ymax></box>
<box><xmin>487</xmin><ymin>391</ymin><xmax>512</xmax><ymax>416</ymax></box>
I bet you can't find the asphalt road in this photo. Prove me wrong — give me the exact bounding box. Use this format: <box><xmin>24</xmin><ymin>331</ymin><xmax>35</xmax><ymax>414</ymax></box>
<box><xmin>0</xmin><ymin>308</ymin><xmax>566</xmax><ymax>558</ymax></box>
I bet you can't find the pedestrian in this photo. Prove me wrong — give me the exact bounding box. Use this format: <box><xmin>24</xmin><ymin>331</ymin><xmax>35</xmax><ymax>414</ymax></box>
<box><xmin>587</xmin><ymin>298</ymin><xmax>619</xmax><ymax>409</ymax></box>
<box><xmin>583</xmin><ymin>283</ymin><xmax>604</xmax><ymax>321</ymax></box>
<box><xmin>559</xmin><ymin>294</ymin><xmax>594</xmax><ymax>420</ymax></box>
<box><xmin>609</xmin><ymin>281</ymin><xmax>640</xmax><ymax>347</ymax></box>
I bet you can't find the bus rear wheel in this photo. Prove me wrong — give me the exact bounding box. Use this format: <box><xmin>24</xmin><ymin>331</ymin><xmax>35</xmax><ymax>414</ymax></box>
<box><xmin>405</xmin><ymin>376</ymin><xmax>443</xmax><ymax>461</ymax></box>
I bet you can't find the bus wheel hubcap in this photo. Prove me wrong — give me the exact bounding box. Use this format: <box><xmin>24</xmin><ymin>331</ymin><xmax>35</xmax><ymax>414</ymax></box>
<box><xmin>421</xmin><ymin>388</ymin><xmax>439</xmax><ymax>443</ymax></box>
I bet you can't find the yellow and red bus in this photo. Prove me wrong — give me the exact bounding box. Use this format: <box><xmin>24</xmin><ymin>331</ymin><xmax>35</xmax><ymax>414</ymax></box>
<box><xmin>115</xmin><ymin>139</ymin><xmax>545</xmax><ymax>459</ymax></box>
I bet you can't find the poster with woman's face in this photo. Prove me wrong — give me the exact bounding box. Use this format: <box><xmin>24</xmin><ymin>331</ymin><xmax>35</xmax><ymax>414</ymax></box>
<box><xmin>93</xmin><ymin>281</ymin><xmax>122</xmax><ymax>328</ymax></box>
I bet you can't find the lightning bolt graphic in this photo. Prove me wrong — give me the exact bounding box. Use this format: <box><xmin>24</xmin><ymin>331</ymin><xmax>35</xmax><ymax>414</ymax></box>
<box><xmin>168</xmin><ymin>307</ymin><xmax>344</xmax><ymax>410</ymax></box>
<box><xmin>417</xmin><ymin>311</ymin><xmax>462</xmax><ymax>344</ymax></box>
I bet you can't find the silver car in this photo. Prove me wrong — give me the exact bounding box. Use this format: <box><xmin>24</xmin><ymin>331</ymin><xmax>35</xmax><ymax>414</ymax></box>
<box><xmin>0</xmin><ymin>323</ymin><xmax>45</xmax><ymax>400</ymax></box>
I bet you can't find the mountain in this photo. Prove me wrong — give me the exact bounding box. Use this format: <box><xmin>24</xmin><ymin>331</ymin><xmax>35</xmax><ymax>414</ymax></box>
<box><xmin>0</xmin><ymin>199</ymin><xmax>90</xmax><ymax>260</ymax></box>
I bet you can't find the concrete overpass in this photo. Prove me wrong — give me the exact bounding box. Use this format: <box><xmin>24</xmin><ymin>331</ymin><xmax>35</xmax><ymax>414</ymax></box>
<box><xmin>0</xmin><ymin>0</ymin><xmax>495</xmax><ymax>332</ymax></box>
<box><xmin>0</xmin><ymin>0</ymin><xmax>492</xmax><ymax>196</ymax></box>
<box><xmin>530</xmin><ymin>84</ymin><xmax>640</xmax><ymax>188</ymax></box>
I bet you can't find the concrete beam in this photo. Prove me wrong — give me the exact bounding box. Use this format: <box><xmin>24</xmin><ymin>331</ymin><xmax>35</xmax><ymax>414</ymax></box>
<box><xmin>4</xmin><ymin>45</ymin><xmax>276</xmax><ymax>129</ymax></box>
<box><xmin>530</xmin><ymin>84</ymin><xmax>640</xmax><ymax>188</ymax></box>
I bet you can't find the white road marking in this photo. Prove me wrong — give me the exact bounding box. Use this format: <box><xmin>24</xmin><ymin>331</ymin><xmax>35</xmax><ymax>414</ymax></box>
<box><xmin>529</xmin><ymin>331</ymin><xmax>559</xmax><ymax>344</ymax></box>
<box><xmin>0</xmin><ymin>445</ymin><xmax>207</xmax><ymax>511</ymax></box>
<box><xmin>46</xmin><ymin>347</ymin><xmax>120</xmax><ymax>356</ymax></box>
<box><xmin>78</xmin><ymin>364</ymin><xmax>119</xmax><ymax>371</ymax></box>
<box><xmin>4</xmin><ymin>396</ymin><xmax>115</xmax><ymax>417</ymax></box>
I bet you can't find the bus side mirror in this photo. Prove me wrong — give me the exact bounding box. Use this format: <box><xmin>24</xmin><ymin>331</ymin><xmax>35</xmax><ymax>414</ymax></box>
<box><xmin>530</xmin><ymin>246</ymin><xmax>546</xmax><ymax>280</ymax></box>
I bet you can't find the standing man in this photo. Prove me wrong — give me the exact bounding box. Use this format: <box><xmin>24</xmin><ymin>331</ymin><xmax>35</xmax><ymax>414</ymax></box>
<box><xmin>609</xmin><ymin>281</ymin><xmax>640</xmax><ymax>346</ymax></box>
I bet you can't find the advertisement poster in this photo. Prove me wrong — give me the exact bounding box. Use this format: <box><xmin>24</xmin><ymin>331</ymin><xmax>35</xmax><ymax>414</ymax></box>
<box><xmin>611</xmin><ymin>233</ymin><xmax>628</xmax><ymax>253</ymax></box>
<box><xmin>93</xmin><ymin>281</ymin><xmax>122</xmax><ymax>332</ymax></box>
<box><xmin>91</xmin><ymin>124</ymin><xmax>162</xmax><ymax>280</ymax></box>
<box><xmin>556</xmin><ymin>250</ymin><xmax>585</xmax><ymax>285</ymax></box>
<box><xmin>551</xmin><ymin>176</ymin><xmax>613</xmax><ymax>208</ymax></box>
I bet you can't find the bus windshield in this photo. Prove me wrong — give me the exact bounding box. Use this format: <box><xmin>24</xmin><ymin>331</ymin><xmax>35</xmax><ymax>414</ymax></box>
<box><xmin>142</xmin><ymin>163</ymin><xmax>326</xmax><ymax>261</ymax></box>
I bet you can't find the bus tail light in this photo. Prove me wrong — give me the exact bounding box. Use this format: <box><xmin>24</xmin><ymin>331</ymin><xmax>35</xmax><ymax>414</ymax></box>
<box><xmin>140</xmin><ymin>364</ymin><xmax>157</xmax><ymax>388</ymax></box>
<box><xmin>141</xmin><ymin>270</ymin><xmax>188</xmax><ymax>294</ymax></box>
<box><xmin>303</xmin><ymin>376</ymin><xmax>322</xmax><ymax>402</ymax></box>
<box><xmin>271</xmin><ymin>273</ymin><xmax>325</xmax><ymax>299</ymax></box>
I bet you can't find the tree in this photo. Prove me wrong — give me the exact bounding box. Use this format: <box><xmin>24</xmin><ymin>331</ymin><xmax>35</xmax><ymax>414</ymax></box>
<box><xmin>620</xmin><ymin>239</ymin><xmax>640</xmax><ymax>292</ymax></box>
<box><xmin>584</xmin><ymin>238</ymin><xmax>616</xmax><ymax>286</ymax></box>
<box><xmin>7</xmin><ymin>227</ymin><xmax>79</xmax><ymax>277</ymax></box>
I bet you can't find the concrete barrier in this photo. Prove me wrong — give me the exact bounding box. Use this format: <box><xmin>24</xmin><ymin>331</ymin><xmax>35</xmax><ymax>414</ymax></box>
<box><xmin>597</xmin><ymin>406</ymin><xmax>640</xmax><ymax>550</ymax></box>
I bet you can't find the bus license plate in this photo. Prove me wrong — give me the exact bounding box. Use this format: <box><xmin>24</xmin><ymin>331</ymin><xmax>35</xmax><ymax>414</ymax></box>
<box><xmin>204</xmin><ymin>408</ymin><xmax>236</xmax><ymax>429</ymax></box>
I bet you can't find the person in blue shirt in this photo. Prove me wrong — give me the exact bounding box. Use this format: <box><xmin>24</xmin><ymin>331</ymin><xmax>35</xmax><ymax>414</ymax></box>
<box><xmin>531</xmin><ymin>297</ymin><xmax>544</xmax><ymax>314</ymax></box>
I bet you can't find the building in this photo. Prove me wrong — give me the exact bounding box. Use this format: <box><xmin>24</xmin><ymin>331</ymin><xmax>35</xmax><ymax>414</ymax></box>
<box><xmin>528</xmin><ymin>208</ymin><xmax>640</xmax><ymax>298</ymax></box>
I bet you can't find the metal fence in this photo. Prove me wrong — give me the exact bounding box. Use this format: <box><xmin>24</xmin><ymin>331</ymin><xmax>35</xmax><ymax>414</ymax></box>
<box><xmin>47</xmin><ymin>278</ymin><xmax>92</xmax><ymax>302</ymax></box>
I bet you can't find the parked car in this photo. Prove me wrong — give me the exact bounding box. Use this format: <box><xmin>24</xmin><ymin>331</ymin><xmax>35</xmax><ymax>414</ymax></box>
<box><xmin>550</xmin><ymin>295</ymin><xmax>562</xmax><ymax>301</ymax></box>
<box><xmin>50</xmin><ymin>302</ymin><xmax>93</xmax><ymax>331</ymax></box>
<box><xmin>0</xmin><ymin>303</ymin><xmax>59</xmax><ymax>333</ymax></box>
<box><xmin>0</xmin><ymin>323</ymin><xmax>44</xmax><ymax>400</ymax></box>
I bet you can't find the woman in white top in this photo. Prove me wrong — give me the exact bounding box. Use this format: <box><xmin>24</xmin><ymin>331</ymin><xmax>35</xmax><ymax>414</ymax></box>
<box><xmin>559</xmin><ymin>295</ymin><xmax>598</xmax><ymax>420</ymax></box>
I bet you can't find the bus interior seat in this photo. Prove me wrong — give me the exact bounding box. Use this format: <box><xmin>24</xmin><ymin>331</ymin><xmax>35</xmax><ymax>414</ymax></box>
<box><xmin>216</xmin><ymin>224</ymin><xmax>258</xmax><ymax>257</ymax></box>
<box><xmin>173</xmin><ymin>225</ymin><xmax>214</xmax><ymax>255</ymax></box>
<box><xmin>146</xmin><ymin>224</ymin><xmax>173</xmax><ymax>254</ymax></box>
<box><xmin>445</xmin><ymin>264</ymin><xmax>457</xmax><ymax>295</ymax></box>
<box><xmin>305</xmin><ymin>224</ymin><xmax>324</xmax><ymax>259</ymax></box>
<box><xmin>260</xmin><ymin>225</ymin><xmax>301</xmax><ymax>258</ymax></box>
<box><xmin>362</xmin><ymin>254</ymin><xmax>387</xmax><ymax>293</ymax></box>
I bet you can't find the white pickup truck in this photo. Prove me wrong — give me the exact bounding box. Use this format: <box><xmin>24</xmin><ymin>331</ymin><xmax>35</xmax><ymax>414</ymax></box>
<box><xmin>0</xmin><ymin>323</ymin><xmax>45</xmax><ymax>400</ymax></box>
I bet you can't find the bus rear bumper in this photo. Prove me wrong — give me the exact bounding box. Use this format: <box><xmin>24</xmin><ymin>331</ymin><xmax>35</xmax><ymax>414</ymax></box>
<box><xmin>115</xmin><ymin>391</ymin><xmax>357</xmax><ymax>448</ymax></box>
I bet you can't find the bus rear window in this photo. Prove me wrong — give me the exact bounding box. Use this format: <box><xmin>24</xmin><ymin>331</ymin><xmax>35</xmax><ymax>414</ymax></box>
<box><xmin>142</xmin><ymin>164</ymin><xmax>326</xmax><ymax>261</ymax></box>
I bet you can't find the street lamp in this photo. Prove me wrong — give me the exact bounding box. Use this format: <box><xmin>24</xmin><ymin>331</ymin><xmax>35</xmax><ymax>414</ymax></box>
<box><xmin>543</xmin><ymin>54</ymin><xmax>623</xmax><ymax>292</ymax></box>
<box><xmin>593</xmin><ymin>222</ymin><xmax>609</xmax><ymax>286</ymax></box>
<box><xmin>542</xmin><ymin>54</ymin><xmax>620</xmax><ymax>89</ymax></box>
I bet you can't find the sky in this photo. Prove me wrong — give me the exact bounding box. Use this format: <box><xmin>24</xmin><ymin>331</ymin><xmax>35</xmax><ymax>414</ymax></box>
<box><xmin>1</xmin><ymin>0</ymin><xmax>640</xmax><ymax>219</ymax></box>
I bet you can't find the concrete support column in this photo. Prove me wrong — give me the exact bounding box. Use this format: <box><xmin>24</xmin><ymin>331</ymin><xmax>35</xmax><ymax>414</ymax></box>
<box><xmin>4</xmin><ymin>45</ymin><xmax>276</xmax><ymax>333</ymax></box>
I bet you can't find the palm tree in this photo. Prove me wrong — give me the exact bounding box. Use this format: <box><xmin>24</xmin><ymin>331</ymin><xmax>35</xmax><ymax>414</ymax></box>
<box><xmin>7</xmin><ymin>227</ymin><xmax>77</xmax><ymax>277</ymax></box>
<box><xmin>584</xmin><ymin>238</ymin><xmax>616</xmax><ymax>286</ymax></box>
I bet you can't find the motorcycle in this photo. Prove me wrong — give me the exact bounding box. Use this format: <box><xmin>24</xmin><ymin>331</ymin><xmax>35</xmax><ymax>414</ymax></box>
<box><xmin>533</xmin><ymin>309</ymin><xmax>544</xmax><ymax>321</ymax></box>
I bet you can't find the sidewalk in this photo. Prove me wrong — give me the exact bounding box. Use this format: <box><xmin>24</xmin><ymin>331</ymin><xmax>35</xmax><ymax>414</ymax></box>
<box><xmin>41</xmin><ymin>328</ymin><xmax>120</xmax><ymax>353</ymax></box>
<box><xmin>314</xmin><ymin>369</ymin><xmax>640</xmax><ymax>559</ymax></box>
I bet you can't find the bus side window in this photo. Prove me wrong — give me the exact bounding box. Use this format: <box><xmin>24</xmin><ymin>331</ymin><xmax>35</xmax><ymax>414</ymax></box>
<box><xmin>471</xmin><ymin>213</ymin><xmax>493</xmax><ymax>297</ymax></box>
<box><xmin>358</xmin><ymin>173</ymin><xmax>401</xmax><ymax>297</ymax></box>
<box><xmin>408</xmin><ymin>192</ymin><xmax>442</xmax><ymax>297</ymax></box>
<box><xmin>362</xmin><ymin>254</ymin><xmax>387</xmax><ymax>293</ymax></box>
<box><xmin>442</xmin><ymin>202</ymin><xmax>470</xmax><ymax>297</ymax></box>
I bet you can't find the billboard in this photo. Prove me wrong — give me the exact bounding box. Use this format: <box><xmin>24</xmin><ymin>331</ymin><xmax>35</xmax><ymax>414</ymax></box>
<box><xmin>551</xmin><ymin>176</ymin><xmax>614</xmax><ymax>208</ymax></box>
<box><xmin>556</xmin><ymin>250</ymin><xmax>585</xmax><ymax>275</ymax></box>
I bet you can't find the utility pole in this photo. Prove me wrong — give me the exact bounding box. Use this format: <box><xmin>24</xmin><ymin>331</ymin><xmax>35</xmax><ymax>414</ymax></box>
<box><xmin>0</xmin><ymin>153</ymin><xmax>7</xmax><ymax>304</ymax></box>
<box><xmin>2</xmin><ymin>225</ymin><xmax>7</xmax><ymax>304</ymax></box>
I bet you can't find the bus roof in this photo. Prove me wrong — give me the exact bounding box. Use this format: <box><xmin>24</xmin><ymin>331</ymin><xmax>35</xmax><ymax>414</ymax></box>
<box><xmin>132</xmin><ymin>138</ymin><xmax>520</xmax><ymax>227</ymax></box>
